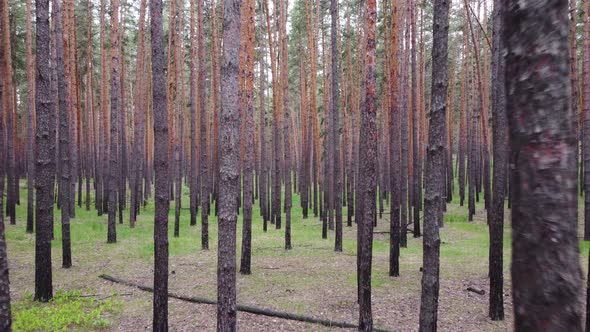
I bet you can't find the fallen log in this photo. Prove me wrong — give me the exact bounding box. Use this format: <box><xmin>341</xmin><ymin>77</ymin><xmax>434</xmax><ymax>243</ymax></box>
<box><xmin>466</xmin><ymin>287</ymin><xmax>485</xmax><ymax>295</ymax></box>
<box><xmin>99</xmin><ymin>274</ymin><xmax>391</xmax><ymax>331</ymax></box>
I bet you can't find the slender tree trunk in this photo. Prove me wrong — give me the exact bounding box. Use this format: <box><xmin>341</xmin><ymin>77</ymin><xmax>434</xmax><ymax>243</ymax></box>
<box><xmin>26</xmin><ymin>0</ymin><xmax>35</xmax><ymax>234</ymax></box>
<box><xmin>189</xmin><ymin>0</ymin><xmax>198</xmax><ymax>227</ymax></box>
<box><xmin>150</xmin><ymin>0</ymin><xmax>170</xmax><ymax>328</ymax></box>
<box><xmin>55</xmin><ymin>0</ymin><xmax>72</xmax><ymax>268</ymax></box>
<box><xmin>107</xmin><ymin>0</ymin><xmax>121</xmax><ymax>244</ymax></box>
<box><xmin>2</xmin><ymin>0</ymin><xmax>15</xmax><ymax>225</ymax></box>
<box><xmin>0</xmin><ymin>0</ymin><xmax>11</xmax><ymax>323</ymax></box>
<box><xmin>199</xmin><ymin>0</ymin><xmax>209</xmax><ymax>250</ymax></box>
<box><xmin>217</xmin><ymin>1</ymin><xmax>241</xmax><ymax>330</ymax></box>
<box><xmin>418</xmin><ymin>0</ymin><xmax>450</xmax><ymax>328</ymax></box>
<box><xmin>489</xmin><ymin>0</ymin><xmax>505</xmax><ymax>320</ymax></box>
<box><xmin>280</xmin><ymin>0</ymin><xmax>292</xmax><ymax>249</ymax></box>
<box><xmin>583</xmin><ymin>0</ymin><xmax>590</xmax><ymax>241</ymax></box>
<box><xmin>389</xmin><ymin>0</ymin><xmax>401</xmax><ymax>277</ymax></box>
<box><xmin>331</xmin><ymin>0</ymin><xmax>342</xmax><ymax>252</ymax></box>
<box><xmin>411</xmin><ymin>0</ymin><xmax>421</xmax><ymax>238</ymax></box>
<box><xmin>34</xmin><ymin>0</ymin><xmax>56</xmax><ymax>302</ymax></box>
<box><xmin>240</xmin><ymin>0</ymin><xmax>255</xmax><ymax>273</ymax></box>
<box><xmin>504</xmin><ymin>0</ymin><xmax>583</xmax><ymax>329</ymax></box>
<box><xmin>358</xmin><ymin>0</ymin><xmax>376</xmax><ymax>329</ymax></box>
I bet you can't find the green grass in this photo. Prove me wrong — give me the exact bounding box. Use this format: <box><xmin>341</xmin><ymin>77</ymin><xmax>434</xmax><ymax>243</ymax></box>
<box><xmin>11</xmin><ymin>290</ymin><xmax>123</xmax><ymax>332</ymax></box>
<box><xmin>4</xmin><ymin>176</ymin><xmax>590</xmax><ymax>330</ymax></box>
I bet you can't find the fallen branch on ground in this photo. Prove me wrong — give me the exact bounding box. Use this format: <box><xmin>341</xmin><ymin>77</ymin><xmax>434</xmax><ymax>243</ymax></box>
<box><xmin>466</xmin><ymin>287</ymin><xmax>485</xmax><ymax>295</ymax></box>
<box><xmin>99</xmin><ymin>274</ymin><xmax>391</xmax><ymax>331</ymax></box>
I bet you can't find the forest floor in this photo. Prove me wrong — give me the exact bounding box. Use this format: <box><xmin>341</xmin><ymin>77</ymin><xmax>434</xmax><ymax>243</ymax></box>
<box><xmin>5</xmin><ymin>181</ymin><xmax>590</xmax><ymax>331</ymax></box>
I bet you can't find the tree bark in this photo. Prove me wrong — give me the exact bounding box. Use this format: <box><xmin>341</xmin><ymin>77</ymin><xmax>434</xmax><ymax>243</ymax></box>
<box><xmin>150</xmin><ymin>0</ymin><xmax>170</xmax><ymax>328</ymax></box>
<box><xmin>504</xmin><ymin>0</ymin><xmax>583</xmax><ymax>329</ymax></box>
<box><xmin>358</xmin><ymin>0</ymin><xmax>376</xmax><ymax>329</ymax></box>
<box><xmin>54</xmin><ymin>0</ymin><xmax>73</xmax><ymax>268</ymax></box>
<box><xmin>0</xmin><ymin>0</ymin><xmax>11</xmax><ymax>323</ymax></box>
<box><xmin>34</xmin><ymin>0</ymin><xmax>56</xmax><ymax>302</ymax></box>
<box><xmin>418</xmin><ymin>0</ymin><xmax>450</xmax><ymax>328</ymax></box>
<box><xmin>489</xmin><ymin>0</ymin><xmax>505</xmax><ymax>320</ymax></box>
<box><xmin>199</xmin><ymin>0</ymin><xmax>209</xmax><ymax>250</ymax></box>
<box><xmin>217</xmin><ymin>0</ymin><xmax>241</xmax><ymax>330</ymax></box>
<box><xmin>240</xmin><ymin>0</ymin><xmax>255</xmax><ymax>273</ymax></box>
<box><xmin>26</xmin><ymin>0</ymin><xmax>35</xmax><ymax>234</ymax></box>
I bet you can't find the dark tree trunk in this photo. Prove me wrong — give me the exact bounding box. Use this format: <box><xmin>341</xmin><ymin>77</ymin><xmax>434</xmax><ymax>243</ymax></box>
<box><xmin>504</xmin><ymin>0</ymin><xmax>583</xmax><ymax>329</ymax></box>
<box><xmin>199</xmin><ymin>0</ymin><xmax>209</xmax><ymax>250</ymax></box>
<box><xmin>150</xmin><ymin>0</ymin><xmax>170</xmax><ymax>328</ymax></box>
<box><xmin>34</xmin><ymin>0</ymin><xmax>56</xmax><ymax>302</ymax></box>
<box><xmin>418</xmin><ymin>0</ymin><xmax>450</xmax><ymax>328</ymax></box>
<box><xmin>2</xmin><ymin>0</ymin><xmax>15</xmax><ymax>226</ymax></box>
<box><xmin>240</xmin><ymin>0</ymin><xmax>255</xmax><ymax>273</ymax></box>
<box><xmin>0</xmin><ymin>0</ymin><xmax>11</xmax><ymax>324</ymax></box>
<box><xmin>400</xmin><ymin>12</ymin><xmax>410</xmax><ymax>248</ymax></box>
<box><xmin>280</xmin><ymin>0</ymin><xmax>292</xmax><ymax>250</ymax></box>
<box><xmin>389</xmin><ymin>0</ymin><xmax>401</xmax><ymax>277</ymax></box>
<box><xmin>584</xmin><ymin>0</ymin><xmax>590</xmax><ymax>241</ymax></box>
<box><xmin>489</xmin><ymin>0</ymin><xmax>506</xmax><ymax>320</ymax></box>
<box><xmin>26</xmin><ymin>0</ymin><xmax>35</xmax><ymax>234</ymax></box>
<box><xmin>108</xmin><ymin>0</ymin><xmax>121</xmax><ymax>244</ymax></box>
<box><xmin>54</xmin><ymin>0</ymin><xmax>72</xmax><ymax>268</ymax></box>
<box><xmin>358</xmin><ymin>0</ymin><xmax>376</xmax><ymax>329</ymax></box>
<box><xmin>217</xmin><ymin>0</ymin><xmax>241</xmax><ymax>330</ymax></box>
<box><xmin>331</xmin><ymin>0</ymin><xmax>342</xmax><ymax>252</ymax></box>
<box><xmin>189</xmin><ymin>0</ymin><xmax>197</xmax><ymax>227</ymax></box>
<box><xmin>259</xmin><ymin>44</ymin><xmax>268</xmax><ymax>232</ymax></box>
<box><xmin>410</xmin><ymin>0</ymin><xmax>421</xmax><ymax>239</ymax></box>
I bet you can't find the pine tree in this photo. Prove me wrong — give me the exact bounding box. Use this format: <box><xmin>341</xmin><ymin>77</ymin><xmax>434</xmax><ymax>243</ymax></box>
<box><xmin>504</xmin><ymin>0</ymin><xmax>583</xmax><ymax>328</ymax></box>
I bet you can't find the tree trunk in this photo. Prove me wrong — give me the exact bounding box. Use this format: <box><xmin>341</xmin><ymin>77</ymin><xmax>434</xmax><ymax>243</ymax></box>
<box><xmin>108</xmin><ymin>0</ymin><xmax>121</xmax><ymax>244</ymax></box>
<box><xmin>489</xmin><ymin>0</ymin><xmax>506</xmax><ymax>320</ymax></box>
<box><xmin>389</xmin><ymin>0</ymin><xmax>401</xmax><ymax>277</ymax></box>
<box><xmin>55</xmin><ymin>0</ymin><xmax>72</xmax><ymax>268</ymax></box>
<box><xmin>199</xmin><ymin>0</ymin><xmax>209</xmax><ymax>250</ymax></box>
<box><xmin>150</xmin><ymin>0</ymin><xmax>170</xmax><ymax>328</ymax></box>
<box><xmin>34</xmin><ymin>0</ymin><xmax>56</xmax><ymax>302</ymax></box>
<box><xmin>418</xmin><ymin>0</ymin><xmax>450</xmax><ymax>328</ymax></box>
<box><xmin>358</xmin><ymin>0</ymin><xmax>376</xmax><ymax>329</ymax></box>
<box><xmin>26</xmin><ymin>0</ymin><xmax>35</xmax><ymax>234</ymax></box>
<box><xmin>584</xmin><ymin>0</ymin><xmax>590</xmax><ymax>241</ymax></box>
<box><xmin>240</xmin><ymin>0</ymin><xmax>255</xmax><ymax>273</ymax></box>
<box><xmin>504</xmin><ymin>0</ymin><xmax>583</xmax><ymax>329</ymax></box>
<box><xmin>330</xmin><ymin>0</ymin><xmax>342</xmax><ymax>252</ymax></box>
<box><xmin>411</xmin><ymin>0</ymin><xmax>421</xmax><ymax>238</ymax></box>
<box><xmin>0</xmin><ymin>0</ymin><xmax>11</xmax><ymax>323</ymax></box>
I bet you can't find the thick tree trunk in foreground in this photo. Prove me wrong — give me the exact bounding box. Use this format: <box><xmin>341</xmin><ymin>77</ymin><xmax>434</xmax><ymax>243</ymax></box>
<box><xmin>34</xmin><ymin>0</ymin><xmax>56</xmax><ymax>302</ymax></box>
<box><xmin>504</xmin><ymin>0</ymin><xmax>583</xmax><ymax>329</ymax></box>
<box><xmin>358</xmin><ymin>0</ymin><xmax>376</xmax><ymax>330</ymax></box>
<box><xmin>150</xmin><ymin>0</ymin><xmax>170</xmax><ymax>329</ymax></box>
<box><xmin>489</xmin><ymin>0</ymin><xmax>506</xmax><ymax>320</ymax></box>
<box><xmin>217</xmin><ymin>0</ymin><xmax>241</xmax><ymax>330</ymax></box>
<box><xmin>418</xmin><ymin>0</ymin><xmax>450</xmax><ymax>328</ymax></box>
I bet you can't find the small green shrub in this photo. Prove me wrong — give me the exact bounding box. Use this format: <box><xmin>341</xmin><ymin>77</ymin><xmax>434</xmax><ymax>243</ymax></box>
<box><xmin>12</xmin><ymin>290</ymin><xmax>123</xmax><ymax>332</ymax></box>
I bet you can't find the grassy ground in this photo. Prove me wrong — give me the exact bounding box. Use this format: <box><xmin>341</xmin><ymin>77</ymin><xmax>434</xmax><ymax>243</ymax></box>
<box><xmin>4</xmin><ymin>180</ymin><xmax>589</xmax><ymax>331</ymax></box>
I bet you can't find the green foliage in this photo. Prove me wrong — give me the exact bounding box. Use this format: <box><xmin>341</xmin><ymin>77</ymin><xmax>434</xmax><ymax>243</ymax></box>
<box><xmin>11</xmin><ymin>290</ymin><xmax>122</xmax><ymax>332</ymax></box>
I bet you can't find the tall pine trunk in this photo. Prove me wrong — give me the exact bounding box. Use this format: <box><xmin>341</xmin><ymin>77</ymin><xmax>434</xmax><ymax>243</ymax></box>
<box><xmin>217</xmin><ymin>0</ymin><xmax>241</xmax><ymax>330</ymax></box>
<box><xmin>418</xmin><ymin>0</ymin><xmax>450</xmax><ymax>327</ymax></box>
<box><xmin>150</xmin><ymin>0</ymin><xmax>170</xmax><ymax>327</ymax></box>
<box><xmin>34</xmin><ymin>0</ymin><xmax>56</xmax><ymax>302</ymax></box>
<box><xmin>504</xmin><ymin>0</ymin><xmax>583</xmax><ymax>329</ymax></box>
